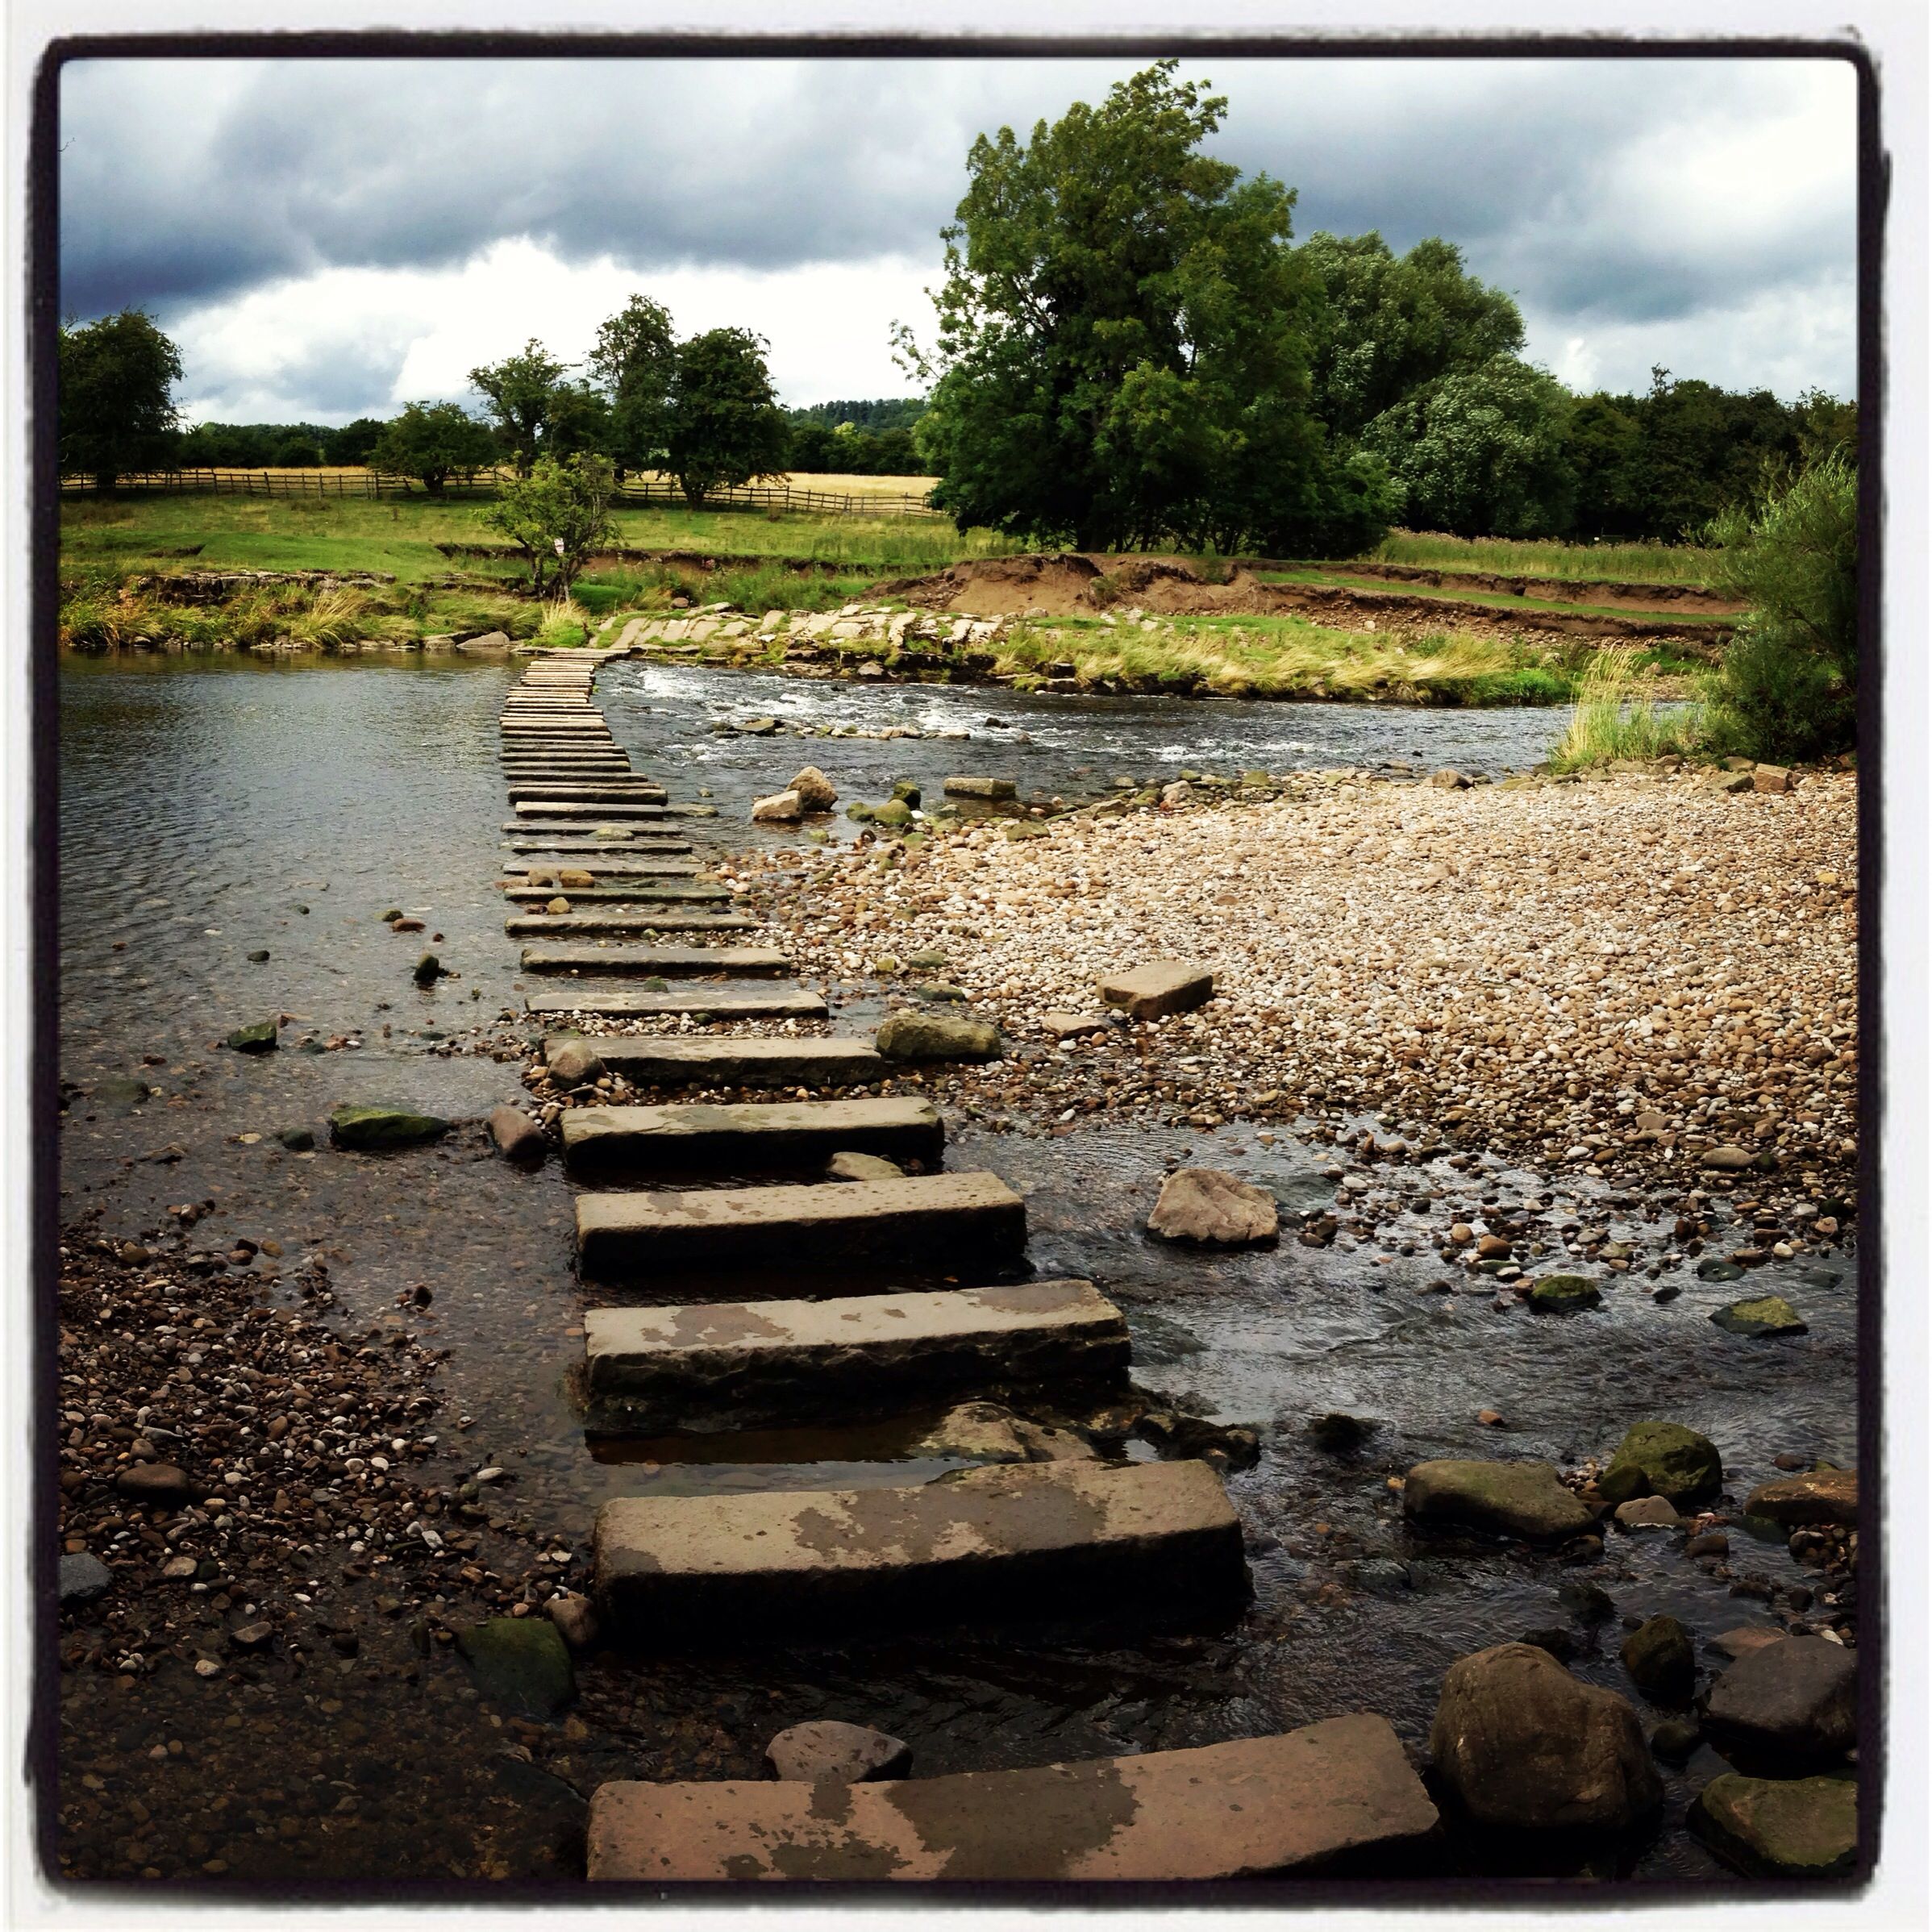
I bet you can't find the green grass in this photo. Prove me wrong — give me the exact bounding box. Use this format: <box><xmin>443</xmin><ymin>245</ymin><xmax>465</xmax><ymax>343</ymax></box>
<box><xmin>1549</xmin><ymin>646</ymin><xmax>1706</xmax><ymax>768</ymax></box>
<box><xmin>1257</xmin><ymin>566</ymin><xmax>1735</xmax><ymax>626</ymax></box>
<box><xmin>983</xmin><ymin>612</ymin><xmax>1587</xmax><ymax>705</ymax></box>
<box><xmin>58</xmin><ymin>491</ymin><xmax>1018</xmax><ymax>585</ymax></box>
<box><xmin>1360</xmin><ymin>530</ymin><xmax>1717</xmax><ymax>586</ymax></box>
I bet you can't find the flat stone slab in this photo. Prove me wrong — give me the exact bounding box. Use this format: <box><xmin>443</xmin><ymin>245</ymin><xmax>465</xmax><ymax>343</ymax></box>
<box><xmin>582</xmin><ymin>1276</ymin><xmax>1128</xmax><ymax>1413</ymax></box>
<box><xmin>514</xmin><ymin>800</ymin><xmax>669</xmax><ymax>818</ymax></box>
<box><xmin>519</xmin><ymin>943</ymin><xmax>785</xmax><ymax>974</ymax></box>
<box><xmin>502</xmin><ymin>882</ymin><xmax>730</xmax><ymax>904</ymax></box>
<box><xmin>1098</xmin><ymin>961</ymin><xmax>1216</xmax><ymax>1021</ymax></box>
<box><xmin>587</xmin><ymin>1714</ymin><xmax>1435</xmax><ymax>1880</ymax></box>
<box><xmin>504</xmin><ymin>784</ymin><xmax>668</xmax><ymax>805</ymax></box>
<box><xmin>503</xmin><ymin>819</ymin><xmax>675</xmax><ymax>835</ymax></box>
<box><xmin>529</xmin><ymin>985</ymin><xmax>826</xmax><ymax>1020</ymax></box>
<box><xmin>506</xmin><ymin>912</ymin><xmax>756</xmax><ymax>937</ymax></box>
<box><xmin>943</xmin><ymin>776</ymin><xmax>1018</xmax><ymax>800</ymax></box>
<box><xmin>564</xmin><ymin>1097</ymin><xmax>943</xmax><ymax>1178</ymax></box>
<box><xmin>576</xmin><ymin>1171</ymin><xmax>1026</xmax><ymax>1272</ymax></box>
<box><xmin>505</xmin><ymin>840</ymin><xmax>694</xmax><ymax>857</ymax></box>
<box><xmin>591</xmin><ymin>1457</ymin><xmax>1245</xmax><ymax>1641</ymax></box>
<box><xmin>576</xmin><ymin>1036</ymin><xmax>887</xmax><ymax>1087</ymax></box>
<box><xmin>511</xmin><ymin>860</ymin><xmax>698</xmax><ymax>880</ymax></box>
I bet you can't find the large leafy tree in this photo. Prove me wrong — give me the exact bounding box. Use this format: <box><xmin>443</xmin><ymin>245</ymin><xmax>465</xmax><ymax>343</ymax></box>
<box><xmin>481</xmin><ymin>453</ymin><xmax>618</xmax><ymax>595</ymax></box>
<box><xmin>58</xmin><ymin>309</ymin><xmax>182</xmax><ymax>490</ymax></box>
<box><xmin>903</xmin><ymin>61</ymin><xmax>1375</xmax><ymax>556</ymax></box>
<box><xmin>664</xmin><ymin>327</ymin><xmax>788</xmax><ymax>508</ymax></box>
<box><xmin>589</xmin><ymin>294</ymin><xmax>677</xmax><ymax>478</ymax></box>
<box><xmin>370</xmin><ymin>400</ymin><xmax>496</xmax><ymax>495</ymax></box>
<box><xmin>1361</xmin><ymin>353</ymin><xmax>1576</xmax><ymax>538</ymax></box>
<box><xmin>468</xmin><ymin>339</ymin><xmax>571</xmax><ymax>475</ymax></box>
<box><xmin>1299</xmin><ymin>231</ymin><xmax>1524</xmax><ymax>441</ymax></box>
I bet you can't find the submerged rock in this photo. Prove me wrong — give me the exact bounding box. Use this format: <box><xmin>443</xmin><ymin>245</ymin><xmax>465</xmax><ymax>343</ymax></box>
<box><xmin>1429</xmin><ymin>1642</ymin><xmax>1661</xmax><ymax>1833</ymax></box>
<box><xmin>488</xmin><ymin>1105</ymin><xmax>546</xmax><ymax>1168</ymax></box>
<box><xmin>1147</xmin><ymin>1168</ymin><xmax>1280</xmax><ymax>1247</ymax></box>
<box><xmin>1711</xmin><ymin>1294</ymin><xmax>1807</xmax><ymax>1337</ymax></box>
<box><xmin>456</xmin><ymin>1617</ymin><xmax>575</xmax><ymax>1718</ymax></box>
<box><xmin>1690</xmin><ymin>1772</ymin><xmax>1857</xmax><ymax>1876</ymax></box>
<box><xmin>1621</xmin><ymin>1615</ymin><xmax>1696</xmax><ymax>1704</ymax></box>
<box><xmin>1598</xmin><ymin>1420</ymin><xmax>1723</xmax><ymax>1505</ymax></box>
<box><xmin>225</xmin><ymin>1019</ymin><xmax>278</xmax><ymax>1054</ymax></box>
<box><xmin>328</xmin><ymin>1103</ymin><xmax>449</xmax><ymax>1151</ymax></box>
<box><xmin>1402</xmin><ymin>1459</ymin><xmax>1595</xmax><ymax>1542</ymax></box>
<box><xmin>1527</xmin><ymin>1274</ymin><xmax>1601</xmax><ymax>1312</ymax></box>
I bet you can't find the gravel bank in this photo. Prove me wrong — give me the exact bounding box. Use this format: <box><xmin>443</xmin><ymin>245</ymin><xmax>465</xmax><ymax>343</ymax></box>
<box><xmin>729</xmin><ymin>768</ymin><xmax>1858</xmax><ymax>1197</ymax></box>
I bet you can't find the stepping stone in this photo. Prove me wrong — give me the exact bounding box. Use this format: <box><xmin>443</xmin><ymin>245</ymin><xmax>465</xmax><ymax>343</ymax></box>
<box><xmin>564</xmin><ymin>1097</ymin><xmax>943</xmax><ymax>1178</ymax></box>
<box><xmin>529</xmin><ymin>985</ymin><xmax>825</xmax><ymax>1020</ymax></box>
<box><xmin>521</xmin><ymin>943</ymin><xmax>784</xmax><ymax>974</ymax></box>
<box><xmin>504</xmin><ymin>784</ymin><xmax>667</xmax><ymax>805</ymax></box>
<box><xmin>502</xmin><ymin>820</ymin><xmax>679</xmax><ymax>835</ymax></box>
<box><xmin>591</xmin><ymin>1457</ymin><xmax>1245</xmax><ymax>1642</ymax></box>
<box><xmin>504</xmin><ymin>840</ymin><xmax>694</xmax><ymax>857</ymax></box>
<box><xmin>502</xmin><ymin>882</ymin><xmax>730</xmax><ymax>904</ymax></box>
<box><xmin>1098</xmin><ymin>961</ymin><xmax>1216</xmax><ymax>1020</ymax></box>
<box><xmin>510</xmin><ymin>860</ymin><xmax>699</xmax><ymax>880</ymax></box>
<box><xmin>581</xmin><ymin>1276</ymin><xmax>1129</xmax><ymax>1414</ymax></box>
<box><xmin>507</xmin><ymin>912</ymin><xmax>756</xmax><ymax>937</ymax></box>
<box><xmin>573</xmin><ymin>1036</ymin><xmax>886</xmax><ymax>1087</ymax></box>
<box><xmin>514</xmin><ymin>801</ymin><xmax>671</xmax><ymax>819</ymax></box>
<box><xmin>576</xmin><ymin>1171</ymin><xmax>1025</xmax><ymax>1272</ymax></box>
<box><xmin>586</xmin><ymin>1713</ymin><xmax>1434</xmax><ymax>1880</ymax></box>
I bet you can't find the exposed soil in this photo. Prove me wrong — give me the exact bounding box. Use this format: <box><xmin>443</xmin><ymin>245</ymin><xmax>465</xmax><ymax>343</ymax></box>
<box><xmin>876</xmin><ymin>555</ymin><xmax>1736</xmax><ymax>652</ymax></box>
<box><xmin>1251</xmin><ymin>561</ymin><xmax>1744</xmax><ymax>617</ymax></box>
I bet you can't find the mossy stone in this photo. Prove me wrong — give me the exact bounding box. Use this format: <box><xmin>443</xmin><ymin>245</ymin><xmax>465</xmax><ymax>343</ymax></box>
<box><xmin>226</xmin><ymin>1019</ymin><xmax>279</xmax><ymax>1054</ymax></box>
<box><xmin>328</xmin><ymin>1103</ymin><xmax>449</xmax><ymax>1151</ymax></box>
<box><xmin>455</xmin><ymin>1618</ymin><xmax>574</xmax><ymax>1719</ymax></box>
<box><xmin>1622</xmin><ymin>1614</ymin><xmax>1696</xmax><ymax>1704</ymax></box>
<box><xmin>1711</xmin><ymin>1295</ymin><xmax>1808</xmax><ymax>1337</ymax></box>
<box><xmin>1690</xmin><ymin>1773</ymin><xmax>1856</xmax><ymax>1876</ymax></box>
<box><xmin>1599</xmin><ymin>1420</ymin><xmax>1724</xmax><ymax>1505</ymax></box>
<box><xmin>1529</xmin><ymin>1273</ymin><xmax>1601</xmax><ymax>1312</ymax></box>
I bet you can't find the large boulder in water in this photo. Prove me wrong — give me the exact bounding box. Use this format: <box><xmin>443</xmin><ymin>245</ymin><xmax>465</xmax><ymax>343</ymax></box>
<box><xmin>1598</xmin><ymin>1421</ymin><xmax>1723</xmax><ymax>1505</ymax></box>
<box><xmin>1744</xmin><ymin>1468</ymin><xmax>1856</xmax><ymax>1526</ymax></box>
<box><xmin>1430</xmin><ymin>1642</ymin><xmax>1662</xmax><ymax>1834</ymax></box>
<box><xmin>1403</xmin><ymin>1459</ymin><xmax>1595</xmax><ymax>1542</ymax></box>
<box><xmin>1704</xmin><ymin>1636</ymin><xmax>1856</xmax><ymax>1772</ymax></box>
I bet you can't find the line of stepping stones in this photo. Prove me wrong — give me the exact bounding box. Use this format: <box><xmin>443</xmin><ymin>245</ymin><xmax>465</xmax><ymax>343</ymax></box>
<box><xmin>492</xmin><ymin>652</ymin><xmax>1441</xmax><ymax>1880</ymax></box>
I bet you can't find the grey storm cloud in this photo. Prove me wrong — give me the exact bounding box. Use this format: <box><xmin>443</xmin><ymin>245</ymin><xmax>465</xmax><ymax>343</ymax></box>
<box><xmin>57</xmin><ymin>52</ymin><xmax>1856</xmax><ymax>400</ymax></box>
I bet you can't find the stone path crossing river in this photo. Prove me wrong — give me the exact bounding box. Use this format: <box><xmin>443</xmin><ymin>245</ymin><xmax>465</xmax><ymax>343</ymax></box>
<box><xmin>493</xmin><ymin>649</ymin><xmax>1441</xmax><ymax>1880</ymax></box>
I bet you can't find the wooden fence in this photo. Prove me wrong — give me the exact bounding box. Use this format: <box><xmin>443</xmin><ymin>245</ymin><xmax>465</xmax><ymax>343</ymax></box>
<box><xmin>58</xmin><ymin>467</ymin><xmax>943</xmax><ymax>518</ymax></box>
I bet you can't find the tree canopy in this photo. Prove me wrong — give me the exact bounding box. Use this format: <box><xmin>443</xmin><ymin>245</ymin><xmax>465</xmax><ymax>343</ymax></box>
<box><xmin>468</xmin><ymin>339</ymin><xmax>572</xmax><ymax>475</ymax></box>
<box><xmin>664</xmin><ymin>327</ymin><xmax>789</xmax><ymax>508</ymax></box>
<box><xmin>1300</xmin><ymin>231</ymin><xmax>1524</xmax><ymax>441</ymax></box>
<box><xmin>589</xmin><ymin>294</ymin><xmax>678</xmax><ymax>477</ymax></box>
<box><xmin>58</xmin><ymin>309</ymin><xmax>181</xmax><ymax>490</ymax></box>
<box><xmin>370</xmin><ymin>400</ymin><xmax>496</xmax><ymax>495</ymax></box>
<box><xmin>906</xmin><ymin>61</ymin><xmax>1387</xmax><ymax>556</ymax></box>
<box><xmin>1361</xmin><ymin>353</ymin><xmax>1576</xmax><ymax>539</ymax></box>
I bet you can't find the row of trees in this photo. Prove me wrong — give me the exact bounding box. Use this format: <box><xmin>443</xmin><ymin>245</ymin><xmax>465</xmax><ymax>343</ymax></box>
<box><xmin>57</xmin><ymin>61</ymin><xmax>1852</xmax><ymax>546</ymax></box>
<box><xmin>900</xmin><ymin>61</ymin><xmax>1855</xmax><ymax>555</ymax></box>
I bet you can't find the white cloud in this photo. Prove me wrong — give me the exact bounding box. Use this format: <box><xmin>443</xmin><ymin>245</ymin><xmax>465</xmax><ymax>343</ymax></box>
<box><xmin>171</xmin><ymin>239</ymin><xmax>940</xmax><ymax>423</ymax></box>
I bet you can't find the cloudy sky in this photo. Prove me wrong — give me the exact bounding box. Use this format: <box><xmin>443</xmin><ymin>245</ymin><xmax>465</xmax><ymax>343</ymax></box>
<box><xmin>58</xmin><ymin>53</ymin><xmax>1859</xmax><ymax>425</ymax></box>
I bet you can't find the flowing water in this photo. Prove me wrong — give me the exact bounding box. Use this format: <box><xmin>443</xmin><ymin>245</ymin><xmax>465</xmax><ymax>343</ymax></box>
<box><xmin>56</xmin><ymin>655</ymin><xmax>1855</xmax><ymax>1887</ymax></box>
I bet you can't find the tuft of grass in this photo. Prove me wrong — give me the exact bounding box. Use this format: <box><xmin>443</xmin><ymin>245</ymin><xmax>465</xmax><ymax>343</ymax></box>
<box><xmin>1549</xmin><ymin>646</ymin><xmax>1705</xmax><ymax>769</ymax></box>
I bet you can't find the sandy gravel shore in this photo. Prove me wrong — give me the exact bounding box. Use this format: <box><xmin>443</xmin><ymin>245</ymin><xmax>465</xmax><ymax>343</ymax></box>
<box><xmin>729</xmin><ymin>768</ymin><xmax>1858</xmax><ymax>1193</ymax></box>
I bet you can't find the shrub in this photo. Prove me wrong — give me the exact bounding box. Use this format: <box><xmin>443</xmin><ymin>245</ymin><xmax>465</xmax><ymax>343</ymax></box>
<box><xmin>1703</xmin><ymin>453</ymin><xmax>1857</xmax><ymax>760</ymax></box>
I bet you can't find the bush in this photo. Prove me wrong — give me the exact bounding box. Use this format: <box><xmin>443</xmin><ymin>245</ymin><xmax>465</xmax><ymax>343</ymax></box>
<box><xmin>1703</xmin><ymin>453</ymin><xmax>1857</xmax><ymax>761</ymax></box>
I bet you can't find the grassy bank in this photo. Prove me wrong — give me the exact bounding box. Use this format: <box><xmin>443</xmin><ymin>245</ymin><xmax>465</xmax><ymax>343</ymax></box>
<box><xmin>1256</xmin><ymin>566</ymin><xmax>1735</xmax><ymax>629</ymax></box>
<box><xmin>1364</xmin><ymin>531</ymin><xmax>1716</xmax><ymax>585</ymax></box>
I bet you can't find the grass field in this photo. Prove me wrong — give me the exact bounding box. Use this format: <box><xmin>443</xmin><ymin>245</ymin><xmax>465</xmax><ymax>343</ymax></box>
<box><xmin>1255</xmin><ymin>566</ymin><xmax>1736</xmax><ymax>627</ymax></box>
<box><xmin>1364</xmin><ymin>531</ymin><xmax>1716</xmax><ymax>585</ymax></box>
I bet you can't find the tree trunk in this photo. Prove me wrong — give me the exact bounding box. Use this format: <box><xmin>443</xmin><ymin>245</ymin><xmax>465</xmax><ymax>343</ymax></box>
<box><xmin>96</xmin><ymin>469</ymin><xmax>119</xmax><ymax>494</ymax></box>
<box><xmin>679</xmin><ymin>474</ymin><xmax>706</xmax><ymax>510</ymax></box>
